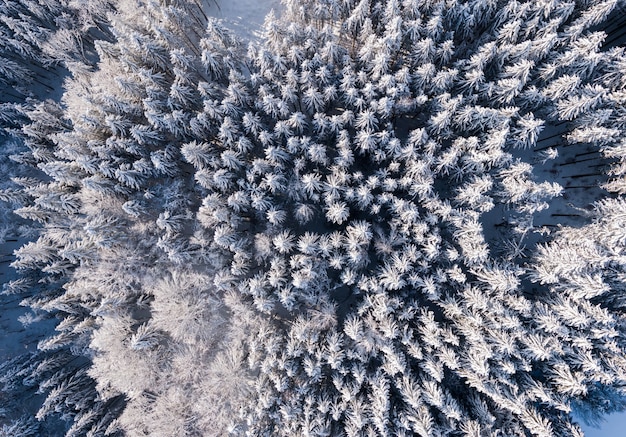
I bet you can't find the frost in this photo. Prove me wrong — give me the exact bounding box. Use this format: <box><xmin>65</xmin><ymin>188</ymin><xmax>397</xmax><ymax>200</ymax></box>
<box><xmin>1</xmin><ymin>0</ymin><xmax>626</xmax><ymax>436</ymax></box>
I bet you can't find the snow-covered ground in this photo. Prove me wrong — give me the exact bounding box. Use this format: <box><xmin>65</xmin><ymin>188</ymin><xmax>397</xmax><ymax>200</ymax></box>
<box><xmin>0</xmin><ymin>238</ymin><xmax>51</xmax><ymax>361</ymax></box>
<box><xmin>205</xmin><ymin>0</ymin><xmax>283</xmax><ymax>41</ymax></box>
<box><xmin>580</xmin><ymin>413</ymin><xmax>625</xmax><ymax>437</ymax></box>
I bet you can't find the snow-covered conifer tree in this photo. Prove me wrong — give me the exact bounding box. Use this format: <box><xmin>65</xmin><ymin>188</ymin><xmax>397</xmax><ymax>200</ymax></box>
<box><xmin>2</xmin><ymin>0</ymin><xmax>626</xmax><ymax>435</ymax></box>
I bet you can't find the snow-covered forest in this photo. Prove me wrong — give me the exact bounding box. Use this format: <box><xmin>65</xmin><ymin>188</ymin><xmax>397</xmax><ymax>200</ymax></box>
<box><xmin>1</xmin><ymin>0</ymin><xmax>626</xmax><ymax>435</ymax></box>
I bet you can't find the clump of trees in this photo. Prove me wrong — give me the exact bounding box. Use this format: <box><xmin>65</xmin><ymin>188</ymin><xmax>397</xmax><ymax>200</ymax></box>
<box><xmin>1</xmin><ymin>0</ymin><xmax>626</xmax><ymax>435</ymax></box>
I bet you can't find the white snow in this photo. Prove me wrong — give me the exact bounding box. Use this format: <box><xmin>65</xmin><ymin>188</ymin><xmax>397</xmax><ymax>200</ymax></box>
<box><xmin>205</xmin><ymin>0</ymin><xmax>283</xmax><ymax>41</ymax></box>
<box><xmin>580</xmin><ymin>413</ymin><xmax>626</xmax><ymax>437</ymax></box>
<box><xmin>0</xmin><ymin>237</ymin><xmax>56</xmax><ymax>362</ymax></box>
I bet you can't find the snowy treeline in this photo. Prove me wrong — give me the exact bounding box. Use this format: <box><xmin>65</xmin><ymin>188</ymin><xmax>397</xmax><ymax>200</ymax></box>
<box><xmin>1</xmin><ymin>0</ymin><xmax>626</xmax><ymax>435</ymax></box>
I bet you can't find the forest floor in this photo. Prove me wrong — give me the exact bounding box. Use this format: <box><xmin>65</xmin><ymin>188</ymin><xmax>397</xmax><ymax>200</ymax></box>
<box><xmin>204</xmin><ymin>0</ymin><xmax>283</xmax><ymax>41</ymax></box>
<box><xmin>0</xmin><ymin>237</ymin><xmax>57</xmax><ymax>362</ymax></box>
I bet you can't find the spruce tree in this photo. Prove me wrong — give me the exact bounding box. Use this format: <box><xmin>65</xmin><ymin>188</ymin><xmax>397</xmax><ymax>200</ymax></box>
<box><xmin>1</xmin><ymin>0</ymin><xmax>626</xmax><ymax>436</ymax></box>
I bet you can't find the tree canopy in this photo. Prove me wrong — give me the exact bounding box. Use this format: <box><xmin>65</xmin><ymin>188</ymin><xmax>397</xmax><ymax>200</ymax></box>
<box><xmin>1</xmin><ymin>0</ymin><xmax>626</xmax><ymax>435</ymax></box>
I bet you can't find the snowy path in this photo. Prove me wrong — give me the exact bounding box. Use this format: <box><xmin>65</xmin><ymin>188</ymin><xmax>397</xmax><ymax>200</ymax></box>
<box><xmin>205</xmin><ymin>0</ymin><xmax>282</xmax><ymax>41</ymax></box>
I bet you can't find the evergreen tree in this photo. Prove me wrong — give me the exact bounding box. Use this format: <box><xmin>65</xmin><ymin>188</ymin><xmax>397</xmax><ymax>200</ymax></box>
<box><xmin>1</xmin><ymin>0</ymin><xmax>626</xmax><ymax>435</ymax></box>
